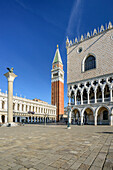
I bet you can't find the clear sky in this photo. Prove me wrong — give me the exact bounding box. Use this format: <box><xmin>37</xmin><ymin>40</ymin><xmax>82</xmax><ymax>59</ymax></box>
<box><xmin>0</xmin><ymin>0</ymin><xmax>113</xmax><ymax>106</ymax></box>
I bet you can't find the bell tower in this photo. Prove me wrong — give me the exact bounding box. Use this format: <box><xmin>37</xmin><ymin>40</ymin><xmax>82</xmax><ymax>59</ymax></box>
<box><xmin>51</xmin><ymin>45</ymin><xmax>64</xmax><ymax>121</ymax></box>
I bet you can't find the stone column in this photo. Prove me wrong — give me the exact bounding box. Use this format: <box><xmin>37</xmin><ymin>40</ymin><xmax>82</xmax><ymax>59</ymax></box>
<box><xmin>75</xmin><ymin>93</ymin><xmax>77</xmax><ymax>105</ymax></box>
<box><xmin>110</xmin><ymin>109</ymin><xmax>113</xmax><ymax>126</ymax></box>
<box><xmin>23</xmin><ymin>104</ymin><xmax>26</xmax><ymax>112</ymax></box>
<box><xmin>102</xmin><ymin>89</ymin><xmax>104</xmax><ymax>103</ymax></box>
<box><xmin>15</xmin><ymin>103</ymin><xmax>17</xmax><ymax>111</ymax></box>
<box><xmin>94</xmin><ymin>89</ymin><xmax>97</xmax><ymax>103</ymax></box>
<box><xmin>4</xmin><ymin>71</ymin><xmax>17</xmax><ymax>124</ymax></box>
<box><xmin>94</xmin><ymin>115</ymin><xmax>97</xmax><ymax>126</ymax></box>
<box><xmin>81</xmin><ymin>92</ymin><xmax>83</xmax><ymax>105</ymax></box>
<box><xmin>68</xmin><ymin>95</ymin><xmax>71</xmax><ymax>105</ymax></box>
<box><xmin>87</xmin><ymin>90</ymin><xmax>90</xmax><ymax>104</ymax></box>
<box><xmin>110</xmin><ymin>115</ymin><xmax>113</xmax><ymax>126</ymax></box>
<box><xmin>20</xmin><ymin>104</ymin><xmax>22</xmax><ymax>112</ymax></box>
<box><xmin>67</xmin><ymin>107</ymin><xmax>71</xmax><ymax>129</ymax></box>
<box><xmin>20</xmin><ymin>117</ymin><xmax>21</xmax><ymax>123</ymax></box>
<box><xmin>81</xmin><ymin>115</ymin><xmax>83</xmax><ymax>125</ymax></box>
<box><xmin>5</xmin><ymin>115</ymin><xmax>7</xmax><ymax>123</ymax></box>
<box><xmin>15</xmin><ymin>116</ymin><xmax>17</xmax><ymax>122</ymax></box>
<box><xmin>4</xmin><ymin>101</ymin><xmax>7</xmax><ymax>111</ymax></box>
<box><xmin>110</xmin><ymin>87</ymin><xmax>113</xmax><ymax>102</ymax></box>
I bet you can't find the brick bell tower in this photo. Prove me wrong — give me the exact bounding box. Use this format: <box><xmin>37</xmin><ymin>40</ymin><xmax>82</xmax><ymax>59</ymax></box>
<box><xmin>51</xmin><ymin>45</ymin><xmax>64</xmax><ymax>122</ymax></box>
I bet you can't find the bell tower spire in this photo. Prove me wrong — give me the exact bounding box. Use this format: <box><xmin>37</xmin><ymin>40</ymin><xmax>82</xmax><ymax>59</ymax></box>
<box><xmin>51</xmin><ymin>45</ymin><xmax>64</xmax><ymax>121</ymax></box>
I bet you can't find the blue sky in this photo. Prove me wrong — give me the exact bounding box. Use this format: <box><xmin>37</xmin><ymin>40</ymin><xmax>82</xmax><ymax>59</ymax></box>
<box><xmin>0</xmin><ymin>0</ymin><xmax>113</xmax><ymax>106</ymax></box>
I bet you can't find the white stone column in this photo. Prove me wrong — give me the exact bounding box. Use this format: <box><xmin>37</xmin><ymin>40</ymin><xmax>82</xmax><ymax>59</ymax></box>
<box><xmin>94</xmin><ymin>115</ymin><xmax>97</xmax><ymax>126</ymax></box>
<box><xmin>81</xmin><ymin>115</ymin><xmax>83</xmax><ymax>125</ymax></box>
<box><xmin>110</xmin><ymin>109</ymin><xmax>113</xmax><ymax>126</ymax></box>
<box><xmin>75</xmin><ymin>93</ymin><xmax>77</xmax><ymax>105</ymax></box>
<box><xmin>23</xmin><ymin>104</ymin><xmax>26</xmax><ymax>112</ymax></box>
<box><xmin>69</xmin><ymin>111</ymin><xmax>72</xmax><ymax>124</ymax></box>
<box><xmin>15</xmin><ymin>103</ymin><xmax>17</xmax><ymax>111</ymax></box>
<box><xmin>110</xmin><ymin>87</ymin><xmax>113</xmax><ymax>102</ymax></box>
<box><xmin>94</xmin><ymin>89</ymin><xmax>97</xmax><ymax>103</ymax></box>
<box><xmin>87</xmin><ymin>90</ymin><xmax>90</xmax><ymax>104</ymax></box>
<box><xmin>27</xmin><ymin>105</ymin><xmax>29</xmax><ymax>112</ymax></box>
<box><xmin>27</xmin><ymin>117</ymin><xmax>29</xmax><ymax>123</ymax></box>
<box><xmin>68</xmin><ymin>95</ymin><xmax>71</xmax><ymax>105</ymax></box>
<box><xmin>4</xmin><ymin>101</ymin><xmax>7</xmax><ymax>111</ymax></box>
<box><xmin>102</xmin><ymin>89</ymin><xmax>104</xmax><ymax>103</ymax></box>
<box><xmin>20</xmin><ymin>117</ymin><xmax>21</xmax><ymax>123</ymax></box>
<box><xmin>4</xmin><ymin>71</ymin><xmax>17</xmax><ymax>123</ymax></box>
<box><xmin>15</xmin><ymin>116</ymin><xmax>17</xmax><ymax>122</ymax></box>
<box><xmin>5</xmin><ymin>115</ymin><xmax>7</xmax><ymax>123</ymax></box>
<box><xmin>31</xmin><ymin>117</ymin><xmax>33</xmax><ymax>123</ymax></box>
<box><xmin>34</xmin><ymin>106</ymin><xmax>36</xmax><ymax>112</ymax></box>
<box><xmin>20</xmin><ymin>104</ymin><xmax>22</xmax><ymax>112</ymax></box>
<box><xmin>34</xmin><ymin>117</ymin><xmax>36</xmax><ymax>122</ymax></box>
<box><xmin>31</xmin><ymin>105</ymin><xmax>33</xmax><ymax>112</ymax></box>
<box><xmin>110</xmin><ymin>115</ymin><xmax>113</xmax><ymax>126</ymax></box>
<box><xmin>81</xmin><ymin>92</ymin><xmax>83</xmax><ymax>105</ymax></box>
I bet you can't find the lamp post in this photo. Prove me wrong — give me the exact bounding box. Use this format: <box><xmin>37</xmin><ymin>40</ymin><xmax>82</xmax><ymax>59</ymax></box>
<box><xmin>44</xmin><ymin>112</ymin><xmax>48</xmax><ymax>126</ymax></box>
<box><xmin>67</xmin><ymin>103</ymin><xmax>71</xmax><ymax>129</ymax></box>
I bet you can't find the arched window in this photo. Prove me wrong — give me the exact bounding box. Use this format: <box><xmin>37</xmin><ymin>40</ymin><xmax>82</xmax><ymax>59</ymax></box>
<box><xmin>85</xmin><ymin>55</ymin><xmax>96</xmax><ymax>71</ymax></box>
<box><xmin>2</xmin><ymin>101</ymin><xmax>5</xmax><ymax>109</ymax></box>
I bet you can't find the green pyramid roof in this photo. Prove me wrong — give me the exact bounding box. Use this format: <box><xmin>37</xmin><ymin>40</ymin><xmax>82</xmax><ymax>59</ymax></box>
<box><xmin>53</xmin><ymin>45</ymin><xmax>63</xmax><ymax>64</ymax></box>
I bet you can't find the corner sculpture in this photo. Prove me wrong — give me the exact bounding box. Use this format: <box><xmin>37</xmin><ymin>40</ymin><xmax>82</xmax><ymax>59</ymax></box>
<box><xmin>4</xmin><ymin>67</ymin><xmax>17</xmax><ymax>126</ymax></box>
<box><xmin>7</xmin><ymin>67</ymin><xmax>14</xmax><ymax>73</ymax></box>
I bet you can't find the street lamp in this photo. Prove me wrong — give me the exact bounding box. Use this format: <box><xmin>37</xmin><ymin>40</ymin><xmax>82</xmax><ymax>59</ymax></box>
<box><xmin>44</xmin><ymin>112</ymin><xmax>48</xmax><ymax>126</ymax></box>
<box><xmin>67</xmin><ymin>103</ymin><xmax>71</xmax><ymax>129</ymax></box>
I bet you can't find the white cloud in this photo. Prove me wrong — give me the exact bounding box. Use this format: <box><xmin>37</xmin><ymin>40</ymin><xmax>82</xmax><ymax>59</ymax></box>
<box><xmin>66</xmin><ymin>0</ymin><xmax>83</xmax><ymax>37</ymax></box>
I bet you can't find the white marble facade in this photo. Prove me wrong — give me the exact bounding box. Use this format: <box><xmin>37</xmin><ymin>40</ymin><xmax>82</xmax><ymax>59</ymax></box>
<box><xmin>68</xmin><ymin>74</ymin><xmax>113</xmax><ymax>126</ymax></box>
<box><xmin>0</xmin><ymin>90</ymin><xmax>56</xmax><ymax>124</ymax></box>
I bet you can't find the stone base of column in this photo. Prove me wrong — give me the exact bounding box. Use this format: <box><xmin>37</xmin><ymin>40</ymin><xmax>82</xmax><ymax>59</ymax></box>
<box><xmin>2</xmin><ymin>122</ymin><xmax>19</xmax><ymax>127</ymax></box>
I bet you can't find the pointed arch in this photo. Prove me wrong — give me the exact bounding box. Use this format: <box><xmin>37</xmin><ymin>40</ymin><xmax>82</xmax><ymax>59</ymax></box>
<box><xmin>76</xmin><ymin>89</ymin><xmax>81</xmax><ymax>105</ymax></box>
<box><xmin>89</xmin><ymin>87</ymin><xmax>95</xmax><ymax>103</ymax></box>
<box><xmin>96</xmin><ymin>85</ymin><xmax>102</xmax><ymax>102</ymax></box>
<box><xmin>83</xmin><ymin>88</ymin><xmax>87</xmax><ymax>104</ymax></box>
<box><xmin>82</xmin><ymin>53</ymin><xmax>96</xmax><ymax>72</ymax></box>
<box><xmin>104</xmin><ymin>84</ymin><xmax>110</xmax><ymax>102</ymax></box>
<box><xmin>70</xmin><ymin>90</ymin><xmax>75</xmax><ymax>105</ymax></box>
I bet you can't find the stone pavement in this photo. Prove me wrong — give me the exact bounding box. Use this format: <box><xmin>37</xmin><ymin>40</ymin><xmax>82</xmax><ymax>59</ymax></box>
<box><xmin>0</xmin><ymin>125</ymin><xmax>113</xmax><ymax>170</ymax></box>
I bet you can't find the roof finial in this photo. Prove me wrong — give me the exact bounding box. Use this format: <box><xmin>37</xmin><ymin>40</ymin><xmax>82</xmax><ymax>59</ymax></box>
<box><xmin>57</xmin><ymin>44</ymin><xmax>59</xmax><ymax>49</ymax></box>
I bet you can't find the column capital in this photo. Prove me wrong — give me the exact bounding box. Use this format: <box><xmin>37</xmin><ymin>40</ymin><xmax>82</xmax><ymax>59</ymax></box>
<box><xmin>4</xmin><ymin>72</ymin><xmax>17</xmax><ymax>82</ymax></box>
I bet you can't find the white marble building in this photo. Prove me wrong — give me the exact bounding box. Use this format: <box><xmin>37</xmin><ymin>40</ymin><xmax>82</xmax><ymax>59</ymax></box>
<box><xmin>0</xmin><ymin>90</ymin><xmax>56</xmax><ymax>124</ymax></box>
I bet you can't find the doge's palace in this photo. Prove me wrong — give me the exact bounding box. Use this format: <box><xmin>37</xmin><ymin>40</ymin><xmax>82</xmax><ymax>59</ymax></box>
<box><xmin>66</xmin><ymin>22</ymin><xmax>113</xmax><ymax>126</ymax></box>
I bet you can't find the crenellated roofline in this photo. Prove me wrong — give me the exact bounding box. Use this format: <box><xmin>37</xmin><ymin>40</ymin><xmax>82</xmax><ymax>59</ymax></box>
<box><xmin>66</xmin><ymin>21</ymin><xmax>113</xmax><ymax>48</ymax></box>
